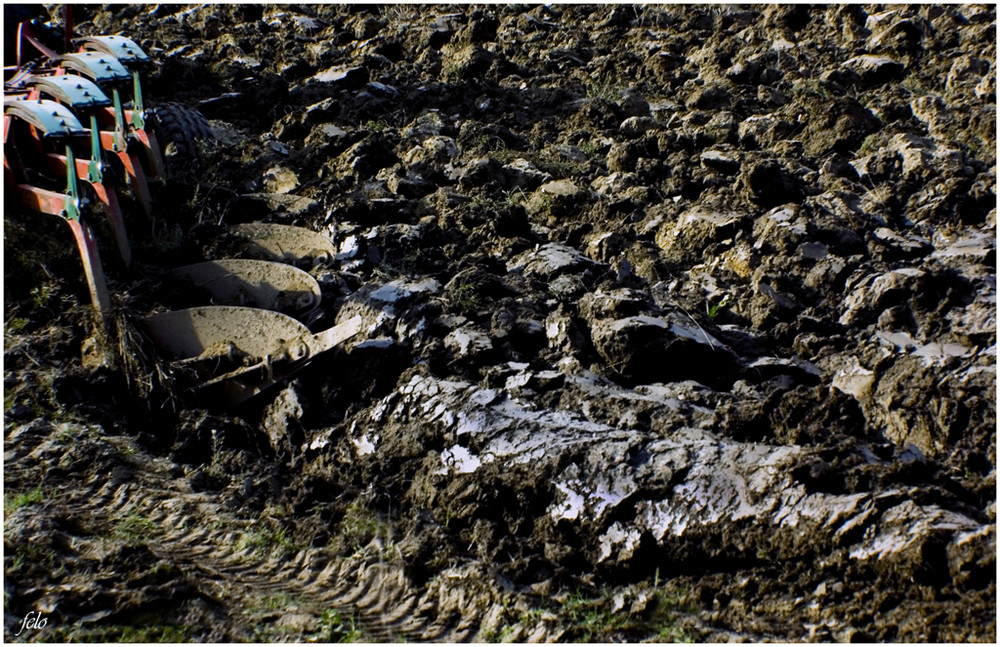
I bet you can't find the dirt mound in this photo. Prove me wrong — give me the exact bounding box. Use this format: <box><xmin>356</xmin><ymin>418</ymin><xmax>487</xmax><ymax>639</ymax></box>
<box><xmin>5</xmin><ymin>4</ymin><xmax>995</xmax><ymax>642</ymax></box>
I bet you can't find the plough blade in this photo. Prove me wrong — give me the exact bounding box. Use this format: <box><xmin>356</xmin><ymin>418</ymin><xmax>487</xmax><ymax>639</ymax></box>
<box><xmin>144</xmin><ymin>306</ymin><xmax>315</xmax><ymax>362</ymax></box>
<box><xmin>230</xmin><ymin>223</ymin><xmax>336</xmax><ymax>267</ymax></box>
<box><xmin>312</xmin><ymin>315</ymin><xmax>368</xmax><ymax>353</ymax></box>
<box><xmin>6</xmin><ymin>21</ymin><xmax>369</xmax><ymax>406</ymax></box>
<box><xmin>224</xmin><ymin>314</ymin><xmax>364</xmax><ymax>404</ymax></box>
<box><xmin>143</xmin><ymin>307</ymin><xmax>363</xmax><ymax>404</ymax></box>
<box><xmin>170</xmin><ymin>259</ymin><xmax>321</xmax><ymax>315</ymax></box>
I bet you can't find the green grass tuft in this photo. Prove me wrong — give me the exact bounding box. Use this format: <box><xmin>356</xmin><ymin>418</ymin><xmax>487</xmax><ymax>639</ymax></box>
<box><xmin>5</xmin><ymin>486</ymin><xmax>44</xmax><ymax>513</ymax></box>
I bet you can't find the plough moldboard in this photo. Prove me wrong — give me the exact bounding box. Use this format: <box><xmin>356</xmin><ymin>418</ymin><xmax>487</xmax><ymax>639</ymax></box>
<box><xmin>4</xmin><ymin>11</ymin><xmax>363</xmax><ymax>406</ymax></box>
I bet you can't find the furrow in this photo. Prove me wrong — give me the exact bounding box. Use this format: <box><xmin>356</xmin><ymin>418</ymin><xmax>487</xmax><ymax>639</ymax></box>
<box><xmin>7</xmin><ymin>436</ymin><xmax>482</xmax><ymax>643</ymax></box>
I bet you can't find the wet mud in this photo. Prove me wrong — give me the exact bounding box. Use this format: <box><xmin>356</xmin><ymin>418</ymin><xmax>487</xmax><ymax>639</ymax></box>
<box><xmin>4</xmin><ymin>4</ymin><xmax>995</xmax><ymax>642</ymax></box>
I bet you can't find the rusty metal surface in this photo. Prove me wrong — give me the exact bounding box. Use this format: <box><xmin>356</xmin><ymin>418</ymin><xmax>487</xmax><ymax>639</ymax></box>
<box><xmin>171</xmin><ymin>259</ymin><xmax>321</xmax><ymax>315</ymax></box>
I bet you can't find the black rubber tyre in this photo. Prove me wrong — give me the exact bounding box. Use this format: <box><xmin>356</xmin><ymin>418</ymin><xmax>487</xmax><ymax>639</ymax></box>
<box><xmin>149</xmin><ymin>102</ymin><xmax>215</xmax><ymax>179</ymax></box>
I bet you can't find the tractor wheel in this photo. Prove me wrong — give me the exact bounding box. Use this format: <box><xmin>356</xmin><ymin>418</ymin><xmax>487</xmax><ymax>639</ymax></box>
<box><xmin>149</xmin><ymin>102</ymin><xmax>214</xmax><ymax>180</ymax></box>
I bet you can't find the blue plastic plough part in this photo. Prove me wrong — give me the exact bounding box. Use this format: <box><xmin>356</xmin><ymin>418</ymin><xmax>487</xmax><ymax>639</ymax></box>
<box><xmin>76</xmin><ymin>35</ymin><xmax>152</xmax><ymax>67</ymax></box>
<box><xmin>55</xmin><ymin>52</ymin><xmax>131</xmax><ymax>84</ymax></box>
<box><xmin>4</xmin><ymin>98</ymin><xmax>89</xmax><ymax>138</ymax></box>
<box><xmin>71</xmin><ymin>38</ymin><xmax>152</xmax><ymax>128</ymax></box>
<box><xmin>24</xmin><ymin>75</ymin><xmax>113</xmax><ymax>174</ymax></box>
<box><xmin>25</xmin><ymin>74</ymin><xmax>112</xmax><ymax>110</ymax></box>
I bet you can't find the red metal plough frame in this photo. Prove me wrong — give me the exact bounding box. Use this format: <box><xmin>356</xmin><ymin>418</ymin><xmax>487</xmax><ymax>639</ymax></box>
<box><xmin>5</xmin><ymin>9</ymin><xmax>364</xmax><ymax>406</ymax></box>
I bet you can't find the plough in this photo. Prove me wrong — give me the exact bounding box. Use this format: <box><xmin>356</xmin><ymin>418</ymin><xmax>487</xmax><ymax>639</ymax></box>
<box><xmin>4</xmin><ymin>10</ymin><xmax>362</xmax><ymax>406</ymax></box>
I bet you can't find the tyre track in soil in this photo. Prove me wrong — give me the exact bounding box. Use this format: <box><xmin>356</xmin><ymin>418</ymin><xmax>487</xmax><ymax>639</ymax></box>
<box><xmin>6</xmin><ymin>435</ymin><xmax>489</xmax><ymax>642</ymax></box>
